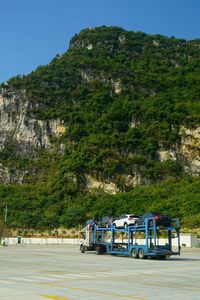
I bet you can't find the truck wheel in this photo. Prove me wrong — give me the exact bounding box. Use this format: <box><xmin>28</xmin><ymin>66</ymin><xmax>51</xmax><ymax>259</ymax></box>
<box><xmin>80</xmin><ymin>245</ymin><xmax>85</xmax><ymax>253</ymax></box>
<box><xmin>132</xmin><ymin>248</ymin><xmax>138</xmax><ymax>259</ymax></box>
<box><xmin>138</xmin><ymin>248</ymin><xmax>145</xmax><ymax>259</ymax></box>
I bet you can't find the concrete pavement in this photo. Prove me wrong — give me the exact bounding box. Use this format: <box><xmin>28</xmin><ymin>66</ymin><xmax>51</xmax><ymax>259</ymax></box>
<box><xmin>0</xmin><ymin>245</ymin><xmax>200</xmax><ymax>300</ymax></box>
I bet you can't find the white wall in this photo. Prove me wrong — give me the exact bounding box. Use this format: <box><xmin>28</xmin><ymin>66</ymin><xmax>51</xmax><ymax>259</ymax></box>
<box><xmin>1</xmin><ymin>233</ymin><xmax>198</xmax><ymax>248</ymax></box>
<box><xmin>2</xmin><ymin>237</ymin><xmax>79</xmax><ymax>246</ymax></box>
<box><xmin>180</xmin><ymin>233</ymin><xmax>198</xmax><ymax>248</ymax></box>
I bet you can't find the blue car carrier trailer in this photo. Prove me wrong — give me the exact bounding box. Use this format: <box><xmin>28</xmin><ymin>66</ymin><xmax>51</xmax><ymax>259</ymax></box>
<box><xmin>80</xmin><ymin>218</ymin><xmax>181</xmax><ymax>259</ymax></box>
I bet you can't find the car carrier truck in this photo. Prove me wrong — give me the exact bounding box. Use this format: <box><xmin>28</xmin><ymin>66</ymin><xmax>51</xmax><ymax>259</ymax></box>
<box><xmin>79</xmin><ymin>217</ymin><xmax>181</xmax><ymax>259</ymax></box>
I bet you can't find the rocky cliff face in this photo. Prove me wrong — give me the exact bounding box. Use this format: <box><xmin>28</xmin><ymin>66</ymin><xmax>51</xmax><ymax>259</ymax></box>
<box><xmin>1</xmin><ymin>87</ymin><xmax>200</xmax><ymax>189</ymax></box>
<box><xmin>0</xmin><ymin>90</ymin><xmax>65</xmax><ymax>153</ymax></box>
<box><xmin>180</xmin><ymin>126</ymin><xmax>200</xmax><ymax>175</ymax></box>
<box><xmin>0</xmin><ymin>88</ymin><xmax>65</xmax><ymax>184</ymax></box>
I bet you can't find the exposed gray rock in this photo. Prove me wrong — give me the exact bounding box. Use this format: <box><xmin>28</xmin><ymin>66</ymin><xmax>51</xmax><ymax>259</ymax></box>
<box><xmin>179</xmin><ymin>126</ymin><xmax>200</xmax><ymax>175</ymax></box>
<box><xmin>0</xmin><ymin>163</ymin><xmax>30</xmax><ymax>184</ymax></box>
<box><xmin>0</xmin><ymin>90</ymin><xmax>65</xmax><ymax>153</ymax></box>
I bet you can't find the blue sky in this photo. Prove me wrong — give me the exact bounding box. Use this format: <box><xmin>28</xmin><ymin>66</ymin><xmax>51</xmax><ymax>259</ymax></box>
<box><xmin>0</xmin><ymin>0</ymin><xmax>200</xmax><ymax>83</ymax></box>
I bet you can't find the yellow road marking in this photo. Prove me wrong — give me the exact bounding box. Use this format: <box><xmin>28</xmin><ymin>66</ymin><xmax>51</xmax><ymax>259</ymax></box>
<box><xmin>40</xmin><ymin>283</ymin><xmax>146</xmax><ymax>300</ymax></box>
<box><xmin>40</xmin><ymin>295</ymin><xmax>70</xmax><ymax>300</ymax></box>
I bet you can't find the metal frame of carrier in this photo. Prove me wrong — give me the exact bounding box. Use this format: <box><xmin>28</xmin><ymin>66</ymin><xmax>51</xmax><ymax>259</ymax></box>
<box><xmin>80</xmin><ymin>218</ymin><xmax>181</xmax><ymax>259</ymax></box>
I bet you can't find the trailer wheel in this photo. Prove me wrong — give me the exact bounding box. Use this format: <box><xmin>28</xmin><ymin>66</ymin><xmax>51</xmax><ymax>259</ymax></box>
<box><xmin>80</xmin><ymin>245</ymin><xmax>85</xmax><ymax>253</ymax></box>
<box><xmin>102</xmin><ymin>246</ymin><xmax>106</xmax><ymax>254</ymax></box>
<box><xmin>138</xmin><ymin>248</ymin><xmax>145</xmax><ymax>259</ymax></box>
<box><xmin>95</xmin><ymin>246</ymin><xmax>102</xmax><ymax>255</ymax></box>
<box><xmin>159</xmin><ymin>255</ymin><xmax>166</xmax><ymax>260</ymax></box>
<box><xmin>131</xmin><ymin>248</ymin><xmax>138</xmax><ymax>259</ymax></box>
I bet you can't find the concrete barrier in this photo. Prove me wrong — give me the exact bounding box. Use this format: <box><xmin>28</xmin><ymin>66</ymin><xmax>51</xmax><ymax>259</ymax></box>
<box><xmin>180</xmin><ymin>233</ymin><xmax>198</xmax><ymax>248</ymax></box>
<box><xmin>2</xmin><ymin>237</ymin><xmax>80</xmax><ymax>246</ymax></box>
<box><xmin>115</xmin><ymin>234</ymin><xmax>198</xmax><ymax>248</ymax></box>
<box><xmin>1</xmin><ymin>233</ymin><xmax>198</xmax><ymax>248</ymax></box>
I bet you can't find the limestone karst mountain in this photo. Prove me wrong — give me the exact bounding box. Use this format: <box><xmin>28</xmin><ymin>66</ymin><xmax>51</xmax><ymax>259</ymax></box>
<box><xmin>0</xmin><ymin>26</ymin><xmax>200</xmax><ymax>228</ymax></box>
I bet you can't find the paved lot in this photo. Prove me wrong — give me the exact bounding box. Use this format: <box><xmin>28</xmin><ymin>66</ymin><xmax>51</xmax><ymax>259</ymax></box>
<box><xmin>0</xmin><ymin>244</ymin><xmax>200</xmax><ymax>300</ymax></box>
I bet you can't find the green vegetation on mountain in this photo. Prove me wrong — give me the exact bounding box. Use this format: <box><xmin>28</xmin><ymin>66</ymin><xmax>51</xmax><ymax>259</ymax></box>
<box><xmin>0</xmin><ymin>175</ymin><xmax>200</xmax><ymax>228</ymax></box>
<box><xmin>1</xmin><ymin>26</ymin><xmax>200</xmax><ymax>228</ymax></box>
